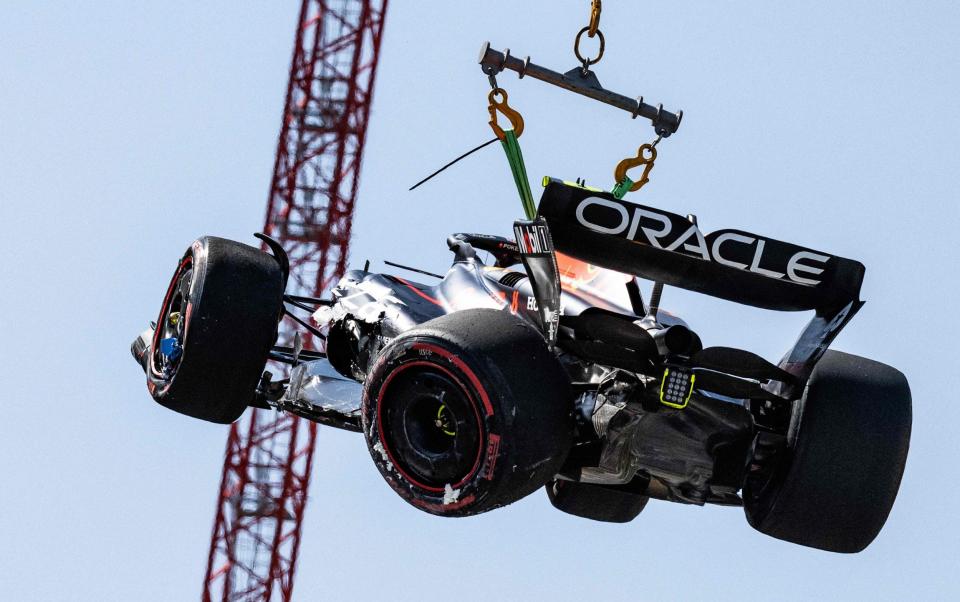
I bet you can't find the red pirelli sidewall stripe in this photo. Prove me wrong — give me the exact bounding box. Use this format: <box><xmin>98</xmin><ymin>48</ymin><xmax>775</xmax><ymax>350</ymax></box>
<box><xmin>374</xmin><ymin>343</ymin><xmax>491</xmax><ymax>494</ymax></box>
<box><xmin>149</xmin><ymin>254</ymin><xmax>194</xmax><ymax>394</ymax></box>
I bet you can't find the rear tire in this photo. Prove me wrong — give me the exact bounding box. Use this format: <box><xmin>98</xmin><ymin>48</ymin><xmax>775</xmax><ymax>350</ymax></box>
<box><xmin>546</xmin><ymin>479</ymin><xmax>648</xmax><ymax>523</ymax></box>
<box><xmin>743</xmin><ymin>350</ymin><xmax>911</xmax><ymax>552</ymax></box>
<box><xmin>147</xmin><ymin>236</ymin><xmax>283</xmax><ymax>424</ymax></box>
<box><xmin>362</xmin><ymin>309</ymin><xmax>573</xmax><ymax>516</ymax></box>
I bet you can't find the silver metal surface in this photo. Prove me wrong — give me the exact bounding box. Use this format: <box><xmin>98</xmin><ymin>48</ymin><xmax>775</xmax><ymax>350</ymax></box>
<box><xmin>281</xmin><ymin>359</ymin><xmax>363</xmax><ymax>431</ymax></box>
<box><xmin>479</xmin><ymin>42</ymin><xmax>683</xmax><ymax>136</ymax></box>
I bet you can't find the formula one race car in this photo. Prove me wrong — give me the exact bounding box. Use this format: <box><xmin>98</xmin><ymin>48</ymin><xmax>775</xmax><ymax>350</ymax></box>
<box><xmin>131</xmin><ymin>178</ymin><xmax>911</xmax><ymax>553</ymax></box>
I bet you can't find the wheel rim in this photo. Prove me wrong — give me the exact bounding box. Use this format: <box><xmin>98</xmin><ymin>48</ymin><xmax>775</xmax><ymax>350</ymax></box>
<box><xmin>380</xmin><ymin>365</ymin><xmax>483</xmax><ymax>489</ymax></box>
<box><xmin>151</xmin><ymin>256</ymin><xmax>193</xmax><ymax>380</ymax></box>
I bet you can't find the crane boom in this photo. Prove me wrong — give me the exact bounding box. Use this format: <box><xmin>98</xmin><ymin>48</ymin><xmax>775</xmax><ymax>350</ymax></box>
<box><xmin>202</xmin><ymin>1</ymin><xmax>388</xmax><ymax>599</ymax></box>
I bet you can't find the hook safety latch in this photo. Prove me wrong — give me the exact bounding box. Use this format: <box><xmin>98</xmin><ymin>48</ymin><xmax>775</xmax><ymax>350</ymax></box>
<box><xmin>614</xmin><ymin>143</ymin><xmax>657</xmax><ymax>192</ymax></box>
<box><xmin>487</xmin><ymin>88</ymin><xmax>524</xmax><ymax>141</ymax></box>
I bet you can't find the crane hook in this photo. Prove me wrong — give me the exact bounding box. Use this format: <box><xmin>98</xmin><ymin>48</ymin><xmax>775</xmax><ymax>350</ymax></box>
<box><xmin>613</xmin><ymin>143</ymin><xmax>658</xmax><ymax>193</ymax></box>
<box><xmin>487</xmin><ymin>88</ymin><xmax>525</xmax><ymax>141</ymax></box>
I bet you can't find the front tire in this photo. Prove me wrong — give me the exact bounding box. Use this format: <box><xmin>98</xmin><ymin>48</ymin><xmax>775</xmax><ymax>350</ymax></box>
<box><xmin>147</xmin><ymin>236</ymin><xmax>283</xmax><ymax>424</ymax></box>
<box><xmin>743</xmin><ymin>350</ymin><xmax>911</xmax><ymax>552</ymax></box>
<box><xmin>362</xmin><ymin>309</ymin><xmax>574</xmax><ymax>516</ymax></box>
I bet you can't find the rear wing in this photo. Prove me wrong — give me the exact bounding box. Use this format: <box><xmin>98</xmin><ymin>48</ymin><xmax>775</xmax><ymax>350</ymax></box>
<box><xmin>537</xmin><ymin>178</ymin><xmax>864</xmax><ymax>313</ymax></box>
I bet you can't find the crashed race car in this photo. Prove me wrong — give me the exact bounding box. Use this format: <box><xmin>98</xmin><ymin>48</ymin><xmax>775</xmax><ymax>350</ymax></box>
<box><xmin>132</xmin><ymin>178</ymin><xmax>911</xmax><ymax>553</ymax></box>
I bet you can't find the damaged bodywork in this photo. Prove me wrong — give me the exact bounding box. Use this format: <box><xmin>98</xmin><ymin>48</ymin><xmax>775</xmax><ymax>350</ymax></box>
<box><xmin>132</xmin><ymin>179</ymin><xmax>910</xmax><ymax>553</ymax></box>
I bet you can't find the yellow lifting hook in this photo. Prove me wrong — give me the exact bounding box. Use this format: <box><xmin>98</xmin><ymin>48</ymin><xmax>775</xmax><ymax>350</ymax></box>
<box><xmin>487</xmin><ymin>88</ymin><xmax>524</xmax><ymax>141</ymax></box>
<box><xmin>614</xmin><ymin>143</ymin><xmax>658</xmax><ymax>192</ymax></box>
<box><xmin>588</xmin><ymin>0</ymin><xmax>602</xmax><ymax>37</ymax></box>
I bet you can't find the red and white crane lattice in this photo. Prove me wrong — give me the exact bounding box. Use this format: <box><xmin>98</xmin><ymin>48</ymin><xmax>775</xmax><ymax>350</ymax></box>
<box><xmin>202</xmin><ymin>1</ymin><xmax>388</xmax><ymax>599</ymax></box>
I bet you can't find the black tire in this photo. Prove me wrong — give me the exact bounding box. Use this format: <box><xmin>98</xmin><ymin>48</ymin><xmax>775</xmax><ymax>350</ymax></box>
<box><xmin>546</xmin><ymin>479</ymin><xmax>649</xmax><ymax>523</ymax></box>
<box><xmin>743</xmin><ymin>350</ymin><xmax>911</xmax><ymax>552</ymax></box>
<box><xmin>362</xmin><ymin>308</ymin><xmax>573</xmax><ymax>516</ymax></box>
<box><xmin>147</xmin><ymin>236</ymin><xmax>283</xmax><ymax>424</ymax></box>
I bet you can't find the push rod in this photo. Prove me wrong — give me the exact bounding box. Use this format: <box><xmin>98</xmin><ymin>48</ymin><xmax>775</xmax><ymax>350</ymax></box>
<box><xmin>478</xmin><ymin>42</ymin><xmax>682</xmax><ymax>136</ymax></box>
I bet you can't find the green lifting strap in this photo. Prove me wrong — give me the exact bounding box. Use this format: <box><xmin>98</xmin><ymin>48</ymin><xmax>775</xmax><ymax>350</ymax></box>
<box><xmin>611</xmin><ymin>176</ymin><xmax>634</xmax><ymax>199</ymax></box>
<box><xmin>500</xmin><ymin>130</ymin><xmax>537</xmax><ymax>220</ymax></box>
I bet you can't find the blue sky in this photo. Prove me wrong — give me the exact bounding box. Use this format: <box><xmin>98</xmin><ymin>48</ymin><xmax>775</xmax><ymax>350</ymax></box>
<box><xmin>1</xmin><ymin>1</ymin><xmax>957</xmax><ymax>600</ymax></box>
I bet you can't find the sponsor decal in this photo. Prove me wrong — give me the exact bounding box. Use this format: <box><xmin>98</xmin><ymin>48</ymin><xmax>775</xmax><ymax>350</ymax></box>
<box><xmin>482</xmin><ymin>433</ymin><xmax>501</xmax><ymax>480</ymax></box>
<box><xmin>514</xmin><ymin>222</ymin><xmax>553</xmax><ymax>255</ymax></box>
<box><xmin>514</xmin><ymin>218</ymin><xmax>563</xmax><ymax>346</ymax></box>
<box><xmin>524</xmin><ymin>296</ymin><xmax>565</xmax><ymax>316</ymax></box>
<box><xmin>573</xmin><ymin>196</ymin><xmax>831</xmax><ymax>286</ymax></box>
